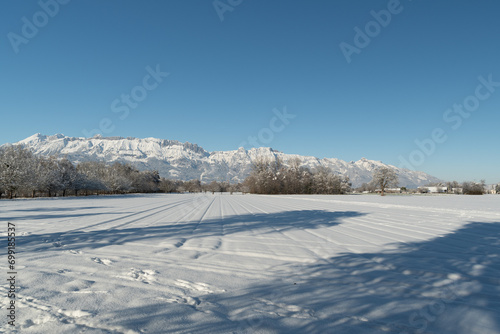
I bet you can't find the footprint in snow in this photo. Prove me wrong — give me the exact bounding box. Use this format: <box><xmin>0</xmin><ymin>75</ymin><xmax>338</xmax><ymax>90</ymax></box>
<box><xmin>192</xmin><ymin>252</ymin><xmax>206</xmax><ymax>260</ymax></box>
<box><xmin>174</xmin><ymin>279</ymin><xmax>224</xmax><ymax>294</ymax></box>
<box><xmin>117</xmin><ymin>268</ymin><xmax>158</xmax><ymax>284</ymax></box>
<box><xmin>91</xmin><ymin>257</ymin><xmax>113</xmax><ymax>266</ymax></box>
<box><xmin>174</xmin><ymin>238</ymin><xmax>186</xmax><ymax>248</ymax></box>
<box><xmin>57</xmin><ymin>269</ymin><xmax>71</xmax><ymax>274</ymax></box>
<box><xmin>160</xmin><ymin>296</ymin><xmax>201</xmax><ymax>306</ymax></box>
<box><xmin>254</xmin><ymin>298</ymin><xmax>315</xmax><ymax>319</ymax></box>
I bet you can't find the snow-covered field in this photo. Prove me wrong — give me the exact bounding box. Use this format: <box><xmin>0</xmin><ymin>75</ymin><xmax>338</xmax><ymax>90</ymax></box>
<box><xmin>2</xmin><ymin>194</ymin><xmax>500</xmax><ymax>333</ymax></box>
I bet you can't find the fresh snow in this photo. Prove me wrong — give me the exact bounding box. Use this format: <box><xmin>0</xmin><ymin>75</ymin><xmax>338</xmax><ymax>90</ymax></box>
<box><xmin>2</xmin><ymin>194</ymin><xmax>500</xmax><ymax>333</ymax></box>
<box><xmin>9</xmin><ymin>133</ymin><xmax>442</xmax><ymax>187</ymax></box>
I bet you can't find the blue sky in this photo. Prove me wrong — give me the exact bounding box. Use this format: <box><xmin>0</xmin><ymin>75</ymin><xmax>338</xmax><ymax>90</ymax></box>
<box><xmin>1</xmin><ymin>0</ymin><xmax>499</xmax><ymax>183</ymax></box>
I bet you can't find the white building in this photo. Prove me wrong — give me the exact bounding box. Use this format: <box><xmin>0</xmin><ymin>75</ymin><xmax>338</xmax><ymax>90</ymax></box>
<box><xmin>418</xmin><ymin>186</ymin><xmax>448</xmax><ymax>193</ymax></box>
<box><xmin>375</xmin><ymin>188</ymin><xmax>401</xmax><ymax>194</ymax></box>
<box><xmin>486</xmin><ymin>184</ymin><xmax>499</xmax><ymax>194</ymax></box>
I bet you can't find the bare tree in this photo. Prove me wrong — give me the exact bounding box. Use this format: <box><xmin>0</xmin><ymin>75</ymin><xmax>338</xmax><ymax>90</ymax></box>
<box><xmin>184</xmin><ymin>179</ymin><xmax>202</xmax><ymax>193</ymax></box>
<box><xmin>58</xmin><ymin>158</ymin><xmax>80</xmax><ymax>196</ymax></box>
<box><xmin>312</xmin><ymin>166</ymin><xmax>350</xmax><ymax>194</ymax></box>
<box><xmin>372</xmin><ymin>167</ymin><xmax>399</xmax><ymax>196</ymax></box>
<box><xmin>283</xmin><ymin>158</ymin><xmax>303</xmax><ymax>194</ymax></box>
<box><xmin>462</xmin><ymin>181</ymin><xmax>485</xmax><ymax>195</ymax></box>
<box><xmin>0</xmin><ymin>146</ymin><xmax>35</xmax><ymax>198</ymax></box>
<box><xmin>356</xmin><ymin>182</ymin><xmax>376</xmax><ymax>193</ymax></box>
<box><xmin>0</xmin><ymin>146</ymin><xmax>17</xmax><ymax>198</ymax></box>
<box><xmin>340</xmin><ymin>175</ymin><xmax>352</xmax><ymax>194</ymax></box>
<box><xmin>0</xmin><ymin>148</ymin><xmax>180</xmax><ymax>198</ymax></box>
<box><xmin>159</xmin><ymin>178</ymin><xmax>179</xmax><ymax>193</ymax></box>
<box><xmin>143</xmin><ymin>170</ymin><xmax>161</xmax><ymax>192</ymax></box>
<box><xmin>76</xmin><ymin>161</ymin><xmax>108</xmax><ymax>195</ymax></box>
<box><xmin>312</xmin><ymin>166</ymin><xmax>332</xmax><ymax>194</ymax></box>
<box><xmin>247</xmin><ymin>156</ymin><xmax>284</xmax><ymax>194</ymax></box>
<box><xmin>102</xmin><ymin>163</ymin><xmax>132</xmax><ymax>193</ymax></box>
<box><xmin>206</xmin><ymin>180</ymin><xmax>221</xmax><ymax>194</ymax></box>
<box><xmin>446</xmin><ymin>180</ymin><xmax>460</xmax><ymax>193</ymax></box>
<box><xmin>299</xmin><ymin>167</ymin><xmax>314</xmax><ymax>194</ymax></box>
<box><xmin>244</xmin><ymin>156</ymin><xmax>350</xmax><ymax>195</ymax></box>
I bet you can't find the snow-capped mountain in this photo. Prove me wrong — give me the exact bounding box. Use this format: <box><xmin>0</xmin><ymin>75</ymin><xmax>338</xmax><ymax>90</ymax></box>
<box><xmin>10</xmin><ymin>134</ymin><xmax>440</xmax><ymax>188</ymax></box>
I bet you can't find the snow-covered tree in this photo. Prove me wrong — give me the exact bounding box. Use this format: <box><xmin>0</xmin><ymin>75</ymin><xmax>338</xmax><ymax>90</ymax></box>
<box><xmin>132</xmin><ymin>170</ymin><xmax>160</xmax><ymax>193</ymax></box>
<box><xmin>102</xmin><ymin>163</ymin><xmax>133</xmax><ymax>193</ymax></box>
<box><xmin>312</xmin><ymin>166</ymin><xmax>331</xmax><ymax>194</ymax></box>
<box><xmin>244</xmin><ymin>156</ymin><xmax>350</xmax><ymax>195</ymax></box>
<box><xmin>312</xmin><ymin>166</ymin><xmax>350</xmax><ymax>194</ymax></box>
<box><xmin>159</xmin><ymin>178</ymin><xmax>180</xmax><ymax>193</ymax></box>
<box><xmin>282</xmin><ymin>158</ymin><xmax>303</xmax><ymax>194</ymax></box>
<box><xmin>38</xmin><ymin>157</ymin><xmax>64</xmax><ymax>197</ymax></box>
<box><xmin>206</xmin><ymin>180</ymin><xmax>222</xmax><ymax>194</ymax></box>
<box><xmin>372</xmin><ymin>167</ymin><xmax>399</xmax><ymax>196</ymax></box>
<box><xmin>0</xmin><ymin>146</ymin><xmax>34</xmax><ymax>198</ymax></box>
<box><xmin>462</xmin><ymin>181</ymin><xmax>485</xmax><ymax>195</ymax></box>
<box><xmin>76</xmin><ymin>161</ymin><xmax>108</xmax><ymax>194</ymax></box>
<box><xmin>246</xmin><ymin>157</ymin><xmax>285</xmax><ymax>194</ymax></box>
<box><xmin>0</xmin><ymin>148</ymin><xmax>180</xmax><ymax>198</ymax></box>
<box><xmin>340</xmin><ymin>175</ymin><xmax>352</xmax><ymax>193</ymax></box>
<box><xmin>58</xmin><ymin>158</ymin><xmax>80</xmax><ymax>196</ymax></box>
<box><xmin>184</xmin><ymin>179</ymin><xmax>202</xmax><ymax>193</ymax></box>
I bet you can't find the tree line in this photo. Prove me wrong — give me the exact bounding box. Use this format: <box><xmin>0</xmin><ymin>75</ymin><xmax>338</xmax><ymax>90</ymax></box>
<box><xmin>0</xmin><ymin>146</ymin><xmax>161</xmax><ymax>198</ymax></box>
<box><xmin>0</xmin><ymin>147</ymin><xmax>353</xmax><ymax>198</ymax></box>
<box><xmin>242</xmin><ymin>157</ymin><xmax>352</xmax><ymax>194</ymax></box>
<box><xmin>0</xmin><ymin>145</ymin><xmax>241</xmax><ymax>199</ymax></box>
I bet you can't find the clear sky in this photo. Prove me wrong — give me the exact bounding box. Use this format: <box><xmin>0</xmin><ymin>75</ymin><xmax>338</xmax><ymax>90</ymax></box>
<box><xmin>1</xmin><ymin>0</ymin><xmax>499</xmax><ymax>183</ymax></box>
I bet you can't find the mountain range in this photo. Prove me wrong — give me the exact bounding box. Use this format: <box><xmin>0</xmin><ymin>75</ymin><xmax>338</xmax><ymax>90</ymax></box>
<box><xmin>8</xmin><ymin>134</ymin><xmax>441</xmax><ymax>188</ymax></box>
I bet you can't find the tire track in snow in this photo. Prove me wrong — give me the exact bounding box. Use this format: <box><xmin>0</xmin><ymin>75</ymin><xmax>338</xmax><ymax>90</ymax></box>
<box><xmin>262</xmin><ymin>194</ymin><xmax>500</xmax><ymax>256</ymax></box>
<box><xmin>232</xmin><ymin>196</ymin><xmax>479</xmax><ymax>303</ymax></box>
<box><xmin>231</xmin><ymin>198</ymin><xmax>323</xmax><ymax>262</ymax></box>
<box><xmin>25</xmin><ymin>197</ymin><xmax>201</xmax><ymax>255</ymax></box>
<box><xmin>276</xmin><ymin>195</ymin><xmax>500</xmax><ymax>220</ymax></box>
<box><xmin>66</xmin><ymin>195</ymin><xmax>198</xmax><ymax>232</ymax></box>
<box><xmin>167</xmin><ymin>196</ymin><xmax>223</xmax><ymax>258</ymax></box>
<box><xmin>232</xmin><ymin>196</ymin><xmax>369</xmax><ymax>261</ymax></box>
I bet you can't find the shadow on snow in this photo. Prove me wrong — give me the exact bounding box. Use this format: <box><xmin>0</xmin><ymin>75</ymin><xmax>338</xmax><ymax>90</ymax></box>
<box><xmin>18</xmin><ymin>207</ymin><xmax>500</xmax><ymax>334</ymax></box>
<box><xmin>195</xmin><ymin>221</ymin><xmax>500</xmax><ymax>334</ymax></box>
<box><xmin>103</xmin><ymin>221</ymin><xmax>500</xmax><ymax>334</ymax></box>
<box><xmin>19</xmin><ymin>210</ymin><xmax>363</xmax><ymax>253</ymax></box>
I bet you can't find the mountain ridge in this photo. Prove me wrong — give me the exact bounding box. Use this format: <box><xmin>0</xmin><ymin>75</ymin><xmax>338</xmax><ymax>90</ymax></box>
<box><xmin>6</xmin><ymin>133</ymin><xmax>441</xmax><ymax>188</ymax></box>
